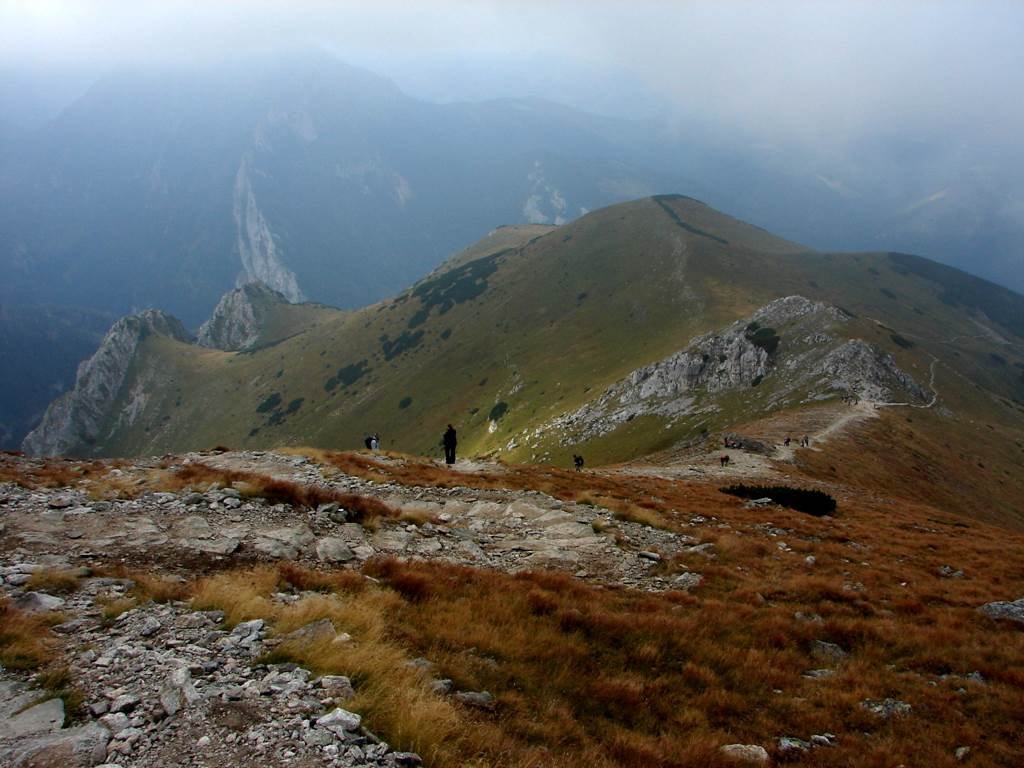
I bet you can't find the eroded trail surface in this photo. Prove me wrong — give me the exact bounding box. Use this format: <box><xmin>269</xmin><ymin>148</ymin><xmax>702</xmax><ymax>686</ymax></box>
<box><xmin>617</xmin><ymin>400</ymin><xmax>880</xmax><ymax>483</ymax></box>
<box><xmin>1</xmin><ymin>451</ymin><xmax>692</xmax><ymax>593</ymax></box>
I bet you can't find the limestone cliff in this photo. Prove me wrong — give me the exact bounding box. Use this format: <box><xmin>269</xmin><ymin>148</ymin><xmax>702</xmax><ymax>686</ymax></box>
<box><xmin>549</xmin><ymin>296</ymin><xmax>927</xmax><ymax>443</ymax></box>
<box><xmin>21</xmin><ymin>310</ymin><xmax>189</xmax><ymax>457</ymax></box>
<box><xmin>233</xmin><ymin>157</ymin><xmax>303</xmax><ymax>302</ymax></box>
<box><xmin>196</xmin><ymin>281</ymin><xmax>290</xmax><ymax>352</ymax></box>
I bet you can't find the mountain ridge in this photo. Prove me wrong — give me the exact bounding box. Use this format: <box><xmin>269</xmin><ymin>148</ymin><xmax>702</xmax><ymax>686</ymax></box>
<box><xmin>22</xmin><ymin>196</ymin><xmax>1024</xmax><ymax>531</ymax></box>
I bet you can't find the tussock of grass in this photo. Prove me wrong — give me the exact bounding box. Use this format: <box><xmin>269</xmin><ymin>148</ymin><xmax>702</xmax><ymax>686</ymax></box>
<box><xmin>0</xmin><ymin>598</ymin><xmax>58</xmax><ymax>670</ymax></box>
<box><xmin>34</xmin><ymin>664</ymin><xmax>83</xmax><ymax>716</ymax></box>
<box><xmin>132</xmin><ymin>572</ymin><xmax>191</xmax><ymax>603</ymax></box>
<box><xmin>95</xmin><ymin>595</ymin><xmax>137</xmax><ymax>623</ymax></box>
<box><xmin>191</xmin><ymin>567</ymin><xmax>279</xmax><ymax>628</ymax></box>
<box><xmin>278</xmin><ymin>563</ymin><xmax>367</xmax><ymax>594</ymax></box>
<box><xmin>187</xmin><ymin>565</ymin><xmax>467</xmax><ymax>764</ymax></box>
<box><xmin>398</xmin><ymin>507</ymin><xmax>439</xmax><ymax>526</ymax></box>
<box><xmin>26</xmin><ymin>569</ymin><xmax>83</xmax><ymax>594</ymax></box>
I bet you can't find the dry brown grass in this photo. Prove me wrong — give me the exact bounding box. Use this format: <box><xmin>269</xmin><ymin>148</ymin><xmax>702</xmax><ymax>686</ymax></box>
<box><xmin>131</xmin><ymin>572</ymin><xmax>191</xmax><ymax>603</ymax></box>
<box><xmin>0</xmin><ymin>454</ymin><xmax>125</xmax><ymax>492</ymax></box>
<box><xmin>278</xmin><ymin>563</ymin><xmax>367</xmax><ymax>594</ymax></box>
<box><xmin>34</xmin><ymin>664</ymin><xmax>83</xmax><ymax>716</ymax></box>
<box><xmin>9</xmin><ymin>441</ymin><xmax>1023</xmax><ymax>766</ymax></box>
<box><xmin>188</xmin><ymin>565</ymin><xmax>470</xmax><ymax>764</ymax></box>
<box><xmin>0</xmin><ymin>598</ymin><xmax>60</xmax><ymax>670</ymax></box>
<box><xmin>26</xmin><ymin>568</ymin><xmax>83</xmax><ymax>594</ymax></box>
<box><xmin>191</xmin><ymin>567</ymin><xmax>279</xmax><ymax>627</ymax></box>
<box><xmin>95</xmin><ymin>595</ymin><xmax>138</xmax><ymax>623</ymax></box>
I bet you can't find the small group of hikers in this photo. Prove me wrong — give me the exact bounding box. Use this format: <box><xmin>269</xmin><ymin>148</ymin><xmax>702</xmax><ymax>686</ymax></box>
<box><xmin>364</xmin><ymin>424</ymin><xmax>588</xmax><ymax>472</ymax></box>
<box><xmin>841</xmin><ymin>394</ymin><xmax>860</xmax><ymax>405</ymax></box>
<box><xmin>783</xmin><ymin>435</ymin><xmax>811</xmax><ymax>448</ymax></box>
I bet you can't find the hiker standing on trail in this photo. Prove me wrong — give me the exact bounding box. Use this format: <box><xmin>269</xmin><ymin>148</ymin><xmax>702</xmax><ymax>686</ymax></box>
<box><xmin>573</xmin><ymin>454</ymin><xmax>585</xmax><ymax>471</ymax></box>
<box><xmin>364</xmin><ymin>435</ymin><xmax>373</xmax><ymax>450</ymax></box>
<box><xmin>443</xmin><ymin>424</ymin><xmax>458</xmax><ymax>465</ymax></box>
<box><xmin>370</xmin><ymin>433</ymin><xmax>380</xmax><ymax>451</ymax></box>
<box><xmin>784</xmin><ymin>436</ymin><xmax>791</xmax><ymax>447</ymax></box>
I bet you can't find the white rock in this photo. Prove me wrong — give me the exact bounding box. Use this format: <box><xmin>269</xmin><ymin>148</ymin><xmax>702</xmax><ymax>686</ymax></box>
<box><xmin>720</xmin><ymin>744</ymin><xmax>770</xmax><ymax>764</ymax></box>
<box><xmin>315</xmin><ymin>707</ymin><xmax>361</xmax><ymax>732</ymax></box>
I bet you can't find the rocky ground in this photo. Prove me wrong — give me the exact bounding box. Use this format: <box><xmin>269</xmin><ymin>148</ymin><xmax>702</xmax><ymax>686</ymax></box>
<box><xmin>3</xmin><ymin>447</ymin><xmax>1022</xmax><ymax>767</ymax></box>
<box><xmin>0</xmin><ymin>565</ymin><xmax>427</xmax><ymax>767</ymax></box>
<box><xmin>0</xmin><ymin>449</ymin><xmax>707</xmax><ymax>766</ymax></box>
<box><xmin>0</xmin><ymin>450</ymin><xmax>698</xmax><ymax>591</ymax></box>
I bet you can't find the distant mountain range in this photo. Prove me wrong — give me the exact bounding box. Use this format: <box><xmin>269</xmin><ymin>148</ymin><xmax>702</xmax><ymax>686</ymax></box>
<box><xmin>3</xmin><ymin>51</ymin><xmax>1022</xmax><ymax>450</ymax></box>
<box><xmin>2</xmin><ymin>51</ymin><xmax>1021</xmax><ymax>329</ymax></box>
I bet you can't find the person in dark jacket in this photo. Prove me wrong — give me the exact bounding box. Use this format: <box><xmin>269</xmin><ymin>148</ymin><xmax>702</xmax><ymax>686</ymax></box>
<box><xmin>442</xmin><ymin>424</ymin><xmax>457</xmax><ymax>465</ymax></box>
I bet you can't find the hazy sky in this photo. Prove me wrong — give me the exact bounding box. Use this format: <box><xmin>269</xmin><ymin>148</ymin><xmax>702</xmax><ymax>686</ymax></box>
<box><xmin>2</xmin><ymin>0</ymin><xmax>1022</xmax><ymax>149</ymax></box>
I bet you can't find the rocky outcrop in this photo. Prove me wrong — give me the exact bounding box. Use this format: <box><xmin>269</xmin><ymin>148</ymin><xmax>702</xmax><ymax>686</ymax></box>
<box><xmin>549</xmin><ymin>296</ymin><xmax>925</xmax><ymax>443</ymax></box>
<box><xmin>979</xmin><ymin>597</ymin><xmax>1024</xmax><ymax>624</ymax></box>
<box><xmin>197</xmin><ymin>281</ymin><xmax>290</xmax><ymax>351</ymax></box>
<box><xmin>233</xmin><ymin>157</ymin><xmax>303</xmax><ymax>302</ymax></box>
<box><xmin>815</xmin><ymin>339</ymin><xmax>928</xmax><ymax>403</ymax></box>
<box><xmin>21</xmin><ymin>310</ymin><xmax>189</xmax><ymax>457</ymax></box>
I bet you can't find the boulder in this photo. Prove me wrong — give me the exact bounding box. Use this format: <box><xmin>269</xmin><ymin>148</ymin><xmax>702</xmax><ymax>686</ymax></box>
<box><xmin>719</xmin><ymin>744</ymin><xmax>769</xmax><ymax>764</ymax></box>
<box><xmin>3</xmin><ymin>722</ymin><xmax>109</xmax><ymax>767</ymax></box>
<box><xmin>860</xmin><ymin>698</ymin><xmax>911</xmax><ymax>718</ymax></box>
<box><xmin>672</xmin><ymin>572</ymin><xmax>703</xmax><ymax>591</ymax></box>
<box><xmin>283</xmin><ymin>619</ymin><xmax>336</xmax><ymax>644</ymax></box>
<box><xmin>315</xmin><ymin>537</ymin><xmax>355</xmax><ymax>563</ymax></box>
<box><xmin>454</xmin><ymin>691</ymin><xmax>495</xmax><ymax>710</ymax></box>
<box><xmin>318</xmin><ymin>675</ymin><xmax>355</xmax><ymax>701</ymax></box>
<box><xmin>253</xmin><ymin>526</ymin><xmax>315</xmax><ymax>559</ymax></box>
<box><xmin>315</xmin><ymin>707</ymin><xmax>361</xmax><ymax>732</ymax></box>
<box><xmin>14</xmin><ymin>592</ymin><xmax>66</xmax><ymax>613</ymax></box>
<box><xmin>159</xmin><ymin>667</ymin><xmax>200</xmax><ymax>717</ymax></box>
<box><xmin>979</xmin><ymin>597</ymin><xmax>1024</xmax><ymax>624</ymax></box>
<box><xmin>810</xmin><ymin>640</ymin><xmax>847</xmax><ymax>664</ymax></box>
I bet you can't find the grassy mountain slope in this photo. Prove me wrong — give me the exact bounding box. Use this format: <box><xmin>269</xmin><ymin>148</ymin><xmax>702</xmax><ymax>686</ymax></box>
<box><xmin>70</xmin><ymin>197</ymin><xmax>1024</xmax><ymax>522</ymax></box>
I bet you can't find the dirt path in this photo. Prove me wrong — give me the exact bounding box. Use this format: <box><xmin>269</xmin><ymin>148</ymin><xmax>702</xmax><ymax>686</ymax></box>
<box><xmin>616</xmin><ymin>398</ymin><xmax>885</xmax><ymax>484</ymax></box>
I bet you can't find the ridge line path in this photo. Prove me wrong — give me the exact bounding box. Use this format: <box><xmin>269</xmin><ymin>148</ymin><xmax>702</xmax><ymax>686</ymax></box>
<box><xmin>618</xmin><ymin>331</ymin><xmax>949</xmax><ymax>484</ymax></box>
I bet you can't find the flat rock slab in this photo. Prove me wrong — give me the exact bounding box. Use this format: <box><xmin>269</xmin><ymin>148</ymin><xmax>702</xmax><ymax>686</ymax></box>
<box><xmin>372</xmin><ymin>529</ymin><xmax>414</xmax><ymax>552</ymax></box>
<box><xmin>1</xmin><ymin>722</ymin><xmax>109</xmax><ymax>767</ymax></box>
<box><xmin>0</xmin><ymin>698</ymin><xmax>65</xmax><ymax>739</ymax></box>
<box><xmin>0</xmin><ymin>680</ymin><xmax>37</xmax><ymax>720</ymax></box>
<box><xmin>252</xmin><ymin>526</ymin><xmax>315</xmax><ymax>559</ymax></box>
<box><xmin>184</xmin><ymin>537</ymin><xmax>240</xmax><ymax>555</ymax></box>
<box><xmin>315</xmin><ymin>537</ymin><xmax>355</xmax><ymax>563</ymax></box>
<box><xmin>174</xmin><ymin>515</ymin><xmax>215</xmax><ymax>540</ymax></box>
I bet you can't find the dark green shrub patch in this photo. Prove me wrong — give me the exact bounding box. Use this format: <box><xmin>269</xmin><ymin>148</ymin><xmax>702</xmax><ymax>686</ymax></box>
<box><xmin>720</xmin><ymin>484</ymin><xmax>837</xmax><ymax>516</ymax></box>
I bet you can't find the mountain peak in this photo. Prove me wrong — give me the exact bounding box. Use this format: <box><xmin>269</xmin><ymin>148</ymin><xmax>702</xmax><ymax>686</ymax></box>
<box><xmin>197</xmin><ymin>281</ymin><xmax>292</xmax><ymax>352</ymax></box>
<box><xmin>21</xmin><ymin>309</ymin><xmax>189</xmax><ymax>457</ymax></box>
